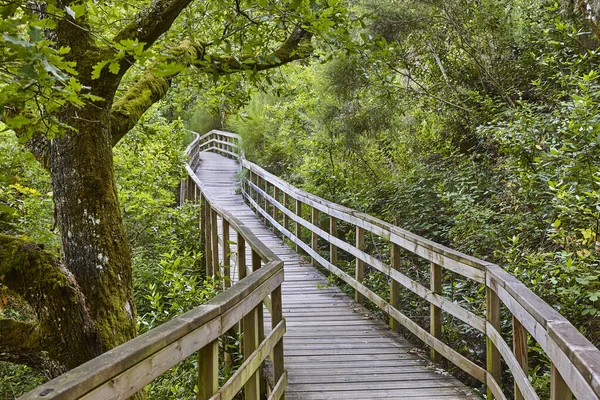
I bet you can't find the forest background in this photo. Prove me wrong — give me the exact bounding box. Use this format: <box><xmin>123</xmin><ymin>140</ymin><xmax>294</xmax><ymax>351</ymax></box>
<box><xmin>2</xmin><ymin>0</ymin><xmax>600</xmax><ymax>398</ymax></box>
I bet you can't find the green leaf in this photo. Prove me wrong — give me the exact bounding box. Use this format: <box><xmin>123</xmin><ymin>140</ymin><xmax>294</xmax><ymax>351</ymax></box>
<box><xmin>108</xmin><ymin>62</ymin><xmax>120</xmax><ymax>75</ymax></box>
<box><xmin>2</xmin><ymin>34</ymin><xmax>33</xmax><ymax>48</ymax></box>
<box><xmin>91</xmin><ymin>60</ymin><xmax>109</xmax><ymax>79</ymax></box>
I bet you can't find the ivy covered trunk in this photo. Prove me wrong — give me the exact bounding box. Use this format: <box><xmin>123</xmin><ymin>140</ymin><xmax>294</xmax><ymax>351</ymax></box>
<box><xmin>50</xmin><ymin>102</ymin><xmax>137</xmax><ymax>364</ymax></box>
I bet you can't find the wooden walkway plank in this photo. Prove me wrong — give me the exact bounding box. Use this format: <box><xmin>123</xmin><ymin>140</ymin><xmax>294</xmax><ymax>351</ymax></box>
<box><xmin>194</xmin><ymin>151</ymin><xmax>476</xmax><ymax>399</ymax></box>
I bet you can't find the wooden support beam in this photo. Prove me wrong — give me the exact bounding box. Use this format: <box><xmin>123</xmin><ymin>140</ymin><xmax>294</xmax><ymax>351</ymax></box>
<box><xmin>355</xmin><ymin>226</ymin><xmax>365</xmax><ymax>304</ymax></box>
<box><xmin>513</xmin><ymin>316</ymin><xmax>528</xmax><ymax>400</ymax></box>
<box><xmin>222</xmin><ymin>219</ymin><xmax>231</xmax><ymax>288</ymax></box>
<box><xmin>295</xmin><ymin>199</ymin><xmax>302</xmax><ymax>252</ymax></box>
<box><xmin>237</xmin><ymin>234</ymin><xmax>246</xmax><ymax>280</ymax></box>
<box><xmin>271</xmin><ymin>286</ymin><xmax>285</xmax><ymax>399</ymax></box>
<box><xmin>199</xmin><ymin>193</ymin><xmax>206</xmax><ymax>272</ymax></box>
<box><xmin>329</xmin><ymin>216</ymin><xmax>338</xmax><ymax>268</ymax></box>
<box><xmin>211</xmin><ymin>209</ymin><xmax>219</xmax><ymax>279</ymax></box>
<box><xmin>204</xmin><ymin>201</ymin><xmax>213</xmax><ymax>277</ymax></box>
<box><xmin>273</xmin><ymin>186</ymin><xmax>280</xmax><ymax>230</ymax></box>
<box><xmin>390</xmin><ymin>242</ymin><xmax>401</xmax><ymax>332</ymax></box>
<box><xmin>430</xmin><ymin>262</ymin><xmax>442</xmax><ymax>363</ymax></box>
<box><xmin>311</xmin><ymin>207</ymin><xmax>318</xmax><ymax>267</ymax></box>
<box><xmin>551</xmin><ymin>363</ymin><xmax>573</xmax><ymax>400</ymax></box>
<box><xmin>486</xmin><ymin>286</ymin><xmax>501</xmax><ymax>400</ymax></box>
<box><xmin>197</xmin><ymin>339</ymin><xmax>219</xmax><ymax>400</ymax></box>
<box><xmin>243</xmin><ymin>309</ymin><xmax>260</xmax><ymax>400</ymax></box>
<box><xmin>251</xmin><ymin>248</ymin><xmax>267</xmax><ymax>398</ymax></box>
<box><xmin>283</xmin><ymin>192</ymin><xmax>290</xmax><ymax>232</ymax></box>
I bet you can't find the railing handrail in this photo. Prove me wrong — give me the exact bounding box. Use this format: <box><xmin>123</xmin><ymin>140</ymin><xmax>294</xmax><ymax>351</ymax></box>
<box><xmin>195</xmin><ymin>129</ymin><xmax>600</xmax><ymax>400</ymax></box>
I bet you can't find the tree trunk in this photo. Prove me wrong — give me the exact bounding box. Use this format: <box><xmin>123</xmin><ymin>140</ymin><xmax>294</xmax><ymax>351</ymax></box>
<box><xmin>50</xmin><ymin>103</ymin><xmax>137</xmax><ymax>363</ymax></box>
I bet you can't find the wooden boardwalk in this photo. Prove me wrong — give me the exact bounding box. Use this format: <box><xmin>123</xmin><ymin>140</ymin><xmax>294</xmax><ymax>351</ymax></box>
<box><xmin>195</xmin><ymin>151</ymin><xmax>477</xmax><ymax>400</ymax></box>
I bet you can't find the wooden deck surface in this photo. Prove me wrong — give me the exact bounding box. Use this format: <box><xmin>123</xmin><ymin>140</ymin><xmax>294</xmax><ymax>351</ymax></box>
<box><xmin>195</xmin><ymin>151</ymin><xmax>478</xmax><ymax>399</ymax></box>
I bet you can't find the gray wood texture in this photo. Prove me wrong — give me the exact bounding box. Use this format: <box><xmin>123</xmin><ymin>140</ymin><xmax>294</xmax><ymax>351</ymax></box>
<box><xmin>195</xmin><ymin>151</ymin><xmax>478</xmax><ymax>400</ymax></box>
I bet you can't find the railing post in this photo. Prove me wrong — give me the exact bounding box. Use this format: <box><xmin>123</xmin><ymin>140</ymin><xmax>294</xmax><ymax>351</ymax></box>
<box><xmin>271</xmin><ymin>284</ymin><xmax>285</xmax><ymax>399</ymax></box>
<box><xmin>204</xmin><ymin>201</ymin><xmax>213</xmax><ymax>277</ymax></box>
<box><xmin>222</xmin><ymin>219</ymin><xmax>230</xmax><ymax>288</ymax></box>
<box><xmin>243</xmin><ymin>304</ymin><xmax>260</xmax><ymax>400</ymax></box>
<box><xmin>311</xmin><ymin>207</ymin><xmax>318</xmax><ymax>266</ymax></box>
<box><xmin>211</xmin><ymin>209</ymin><xmax>219</xmax><ymax>278</ymax></box>
<box><xmin>197</xmin><ymin>339</ymin><xmax>218</xmax><ymax>400</ymax></box>
<box><xmin>252</xmin><ymin>250</ymin><xmax>264</xmax><ymax>341</ymax></box>
<box><xmin>430</xmin><ymin>262</ymin><xmax>442</xmax><ymax>362</ymax></box>
<box><xmin>283</xmin><ymin>192</ymin><xmax>290</xmax><ymax>232</ymax></box>
<box><xmin>329</xmin><ymin>216</ymin><xmax>337</xmax><ymax>267</ymax></box>
<box><xmin>513</xmin><ymin>317</ymin><xmax>528</xmax><ymax>400</ymax></box>
<box><xmin>486</xmin><ymin>285</ymin><xmax>501</xmax><ymax>399</ymax></box>
<box><xmin>355</xmin><ymin>226</ymin><xmax>364</xmax><ymax>304</ymax></box>
<box><xmin>551</xmin><ymin>364</ymin><xmax>573</xmax><ymax>400</ymax></box>
<box><xmin>187</xmin><ymin>177</ymin><xmax>194</xmax><ymax>201</ymax></box>
<box><xmin>273</xmin><ymin>186</ymin><xmax>280</xmax><ymax>228</ymax></box>
<box><xmin>390</xmin><ymin>242</ymin><xmax>400</xmax><ymax>331</ymax></box>
<box><xmin>261</xmin><ymin>177</ymin><xmax>267</xmax><ymax>217</ymax></box>
<box><xmin>199</xmin><ymin>193</ymin><xmax>206</xmax><ymax>271</ymax></box>
<box><xmin>237</xmin><ymin>234</ymin><xmax>246</xmax><ymax>280</ymax></box>
<box><xmin>252</xmin><ymin>249</ymin><xmax>267</xmax><ymax>398</ymax></box>
<box><xmin>295</xmin><ymin>200</ymin><xmax>302</xmax><ymax>252</ymax></box>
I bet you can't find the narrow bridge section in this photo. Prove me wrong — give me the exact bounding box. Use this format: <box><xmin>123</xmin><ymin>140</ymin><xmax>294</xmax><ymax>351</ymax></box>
<box><xmin>195</xmin><ymin>151</ymin><xmax>478</xmax><ymax>399</ymax></box>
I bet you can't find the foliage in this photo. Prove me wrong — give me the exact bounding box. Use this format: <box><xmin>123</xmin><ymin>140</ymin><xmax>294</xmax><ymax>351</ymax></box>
<box><xmin>0</xmin><ymin>128</ymin><xmax>57</xmax><ymax>248</ymax></box>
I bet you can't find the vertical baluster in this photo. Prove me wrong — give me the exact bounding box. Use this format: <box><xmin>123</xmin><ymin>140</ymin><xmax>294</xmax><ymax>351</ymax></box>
<box><xmin>222</xmin><ymin>219</ymin><xmax>230</xmax><ymax>288</ymax></box>
<box><xmin>551</xmin><ymin>364</ymin><xmax>573</xmax><ymax>400</ymax></box>
<box><xmin>390</xmin><ymin>242</ymin><xmax>400</xmax><ymax>331</ymax></box>
<box><xmin>273</xmin><ymin>186</ymin><xmax>280</xmax><ymax>228</ymax></box>
<box><xmin>211</xmin><ymin>209</ymin><xmax>219</xmax><ymax>279</ymax></box>
<box><xmin>237</xmin><ymin>234</ymin><xmax>246</xmax><ymax>280</ymax></box>
<box><xmin>197</xmin><ymin>340</ymin><xmax>218</xmax><ymax>400</ymax></box>
<box><xmin>430</xmin><ymin>262</ymin><xmax>442</xmax><ymax>362</ymax></box>
<box><xmin>199</xmin><ymin>193</ymin><xmax>206</xmax><ymax>272</ymax></box>
<box><xmin>271</xmin><ymin>284</ymin><xmax>285</xmax><ymax>397</ymax></box>
<box><xmin>311</xmin><ymin>207</ymin><xmax>318</xmax><ymax>266</ymax></box>
<box><xmin>486</xmin><ymin>286</ymin><xmax>501</xmax><ymax>399</ymax></box>
<box><xmin>187</xmin><ymin>177</ymin><xmax>194</xmax><ymax>201</ymax></box>
<box><xmin>355</xmin><ymin>226</ymin><xmax>365</xmax><ymax>304</ymax></box>
<box><xmin>204</xmin><ymin>201</ymin><xmax>213</xmax><ymax>277</ymax></box>
<box><xmin>283</xmin><ymin>192</ymin><xmax>290</xmax><ymax>232</ymax></box>
<box><xmin>261</xmin><ymin>177</ymin><xmax>267</xmax><ymax>216</ymax></box>
<box><xmin>252</xmin><ymin>249</ymin><xmax>267</xmax><ymax>398</ymax></box>
<box><xmin>248</xmin><ymin>170</ymin><xmax>254</xmax><ymax>201</ymax></box>
<box><xmin>329</xmin><ymin>216</ymin><xmax>337</xmax><ymax>267</ymax></box>
<box><xmin>252</xmin><ymin>249</ymin><xmax>264</xmax><ymax>341</ymax></box>
<box><xmin>243</xmin><ymin>307</ymin><xmax>259</xmax><ymax>400</ymax></box>
<box><xmin>295</xmin><ymin>200</ymin><xmax>302</xmax><ymax>252</ymax></box>
<box><xmin>513</xmin><ymin>317</ymin><xmax>528</xmax><ymax>400</ymax></box>
<box><xmin>179</xmin><ymin>179</ymin><xmax>185</xmax><ymax>206</ymax></box>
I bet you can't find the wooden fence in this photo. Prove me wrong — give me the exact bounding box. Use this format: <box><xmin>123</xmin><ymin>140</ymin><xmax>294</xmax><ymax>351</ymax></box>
<box><xmin>21</xmin><ymin>131</ymin><xmax>285</xmax><ymax>400</ymax></box>
<box><xmin>196</xmin><ymin>130</ymin><xmax>600</xmax><ymax>400</ymax></box>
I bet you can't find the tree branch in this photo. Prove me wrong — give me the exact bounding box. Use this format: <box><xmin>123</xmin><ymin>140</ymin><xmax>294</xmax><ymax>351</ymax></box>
<box><xmin>112</xmin><ymin>0</ymin><xmax>195</xmax><ymax>50</ymax></box>
<box><xmin>0</xmin><ymin>234</ymin><xmax>103</xmax><ymax>375</ymax></box>
<box><xmin>0</xmin><ymin>318</ymin><xmax>62</xmax><ymax>378</ymax></box>
<box><xmin>110</xmin><ymin>27</ymin><xmax>312</xmax><ymax>146</ymax></box>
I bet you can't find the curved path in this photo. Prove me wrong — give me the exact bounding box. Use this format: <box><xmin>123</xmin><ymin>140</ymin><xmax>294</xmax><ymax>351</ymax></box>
<box><xmin>195</xmin><ymin>151</ymin><xmax>478</xmax><ymax>400</ymax></box>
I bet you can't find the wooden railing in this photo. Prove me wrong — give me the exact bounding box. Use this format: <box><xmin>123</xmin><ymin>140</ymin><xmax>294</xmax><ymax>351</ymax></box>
<box><xmin>196</xmin><ymin>130</ymin><xmax>600</xmax><ymax>400</ymax></box>
<box><xmin>21</xmin><ymin>131</ymin><xmax>286</xmax><ymax>400</ymax></box>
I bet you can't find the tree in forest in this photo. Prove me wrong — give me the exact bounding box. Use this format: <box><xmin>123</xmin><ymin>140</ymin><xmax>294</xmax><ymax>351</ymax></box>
<box><xmin>0</xmin><ymin>0</ymin><xmax>354</xmax><ymax>377</ymax></box>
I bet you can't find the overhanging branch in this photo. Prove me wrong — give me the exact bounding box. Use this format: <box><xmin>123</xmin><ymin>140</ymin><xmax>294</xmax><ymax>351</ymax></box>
<box><xmin>110</xmin><ymin>27</ymin><xmax>312</xmax><ymax>146</ymax></box>
<box><xmin>113</xmin><ymin>0</ymin><xmax>195</xmax><ymax>50</ymax></box>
